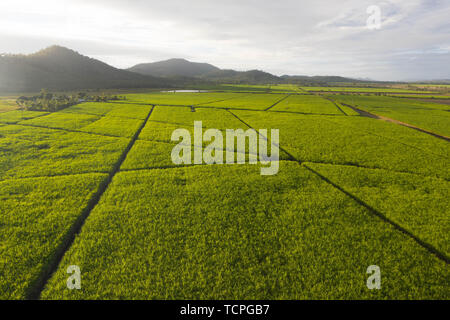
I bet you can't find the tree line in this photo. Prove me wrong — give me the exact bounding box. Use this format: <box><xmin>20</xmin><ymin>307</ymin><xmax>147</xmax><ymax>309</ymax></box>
<box><xmin>16</xmin><ymin>89</ymin><xmax>126</xmax><ymax>112</ymax></box>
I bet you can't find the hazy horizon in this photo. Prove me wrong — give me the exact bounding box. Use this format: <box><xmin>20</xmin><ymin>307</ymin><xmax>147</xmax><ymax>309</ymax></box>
<box><xmin>1</xmin><ymin>0</ymin><xmax>449</xmax><ymax>81</ymax></box>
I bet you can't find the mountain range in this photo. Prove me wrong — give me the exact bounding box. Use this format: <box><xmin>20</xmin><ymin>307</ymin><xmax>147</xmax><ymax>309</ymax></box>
<box><xmin>128</xmin><ymin>58</ymin><xmax>281</xmax><ymax>83</ymax></box>
<box><xmin>0</xmin><ymin>45</ymin><xmax>365</xmax><ymax>92</ymax></box>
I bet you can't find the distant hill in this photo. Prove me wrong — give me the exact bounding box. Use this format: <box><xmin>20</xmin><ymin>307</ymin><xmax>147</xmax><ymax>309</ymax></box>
<box><xmin>127</xmin><ymin>59</ymin><xmax>281</xmax><ymax>84</ymax></box>
<box><xmin>202</xmin><ymin>69</ymin><xmax>281</xmax><ymax>83</ymax></box>
<box><xmin>407</xmin><ymin>79</ymin><xmax>450</xmax><ymax>84</ymax></box>
<box><xmin>280</xmin><ymin>75</ymin><xmax>364</xmax><ymax>84</ymax></box>
<box><xmin>128</xmin><ymin>58</ymin><xmax>220</xmax><ymax>78</ymax></box>
<box><xmin>0</xmin><ymin>46</ymin><xmax>171</xmax><ymax>92</ymax></box>
<box><xmin>127</xmin><ymin>59</ymin><xmax>281</xmax><ymax>83</ymax></box>
<box><xmin>128</xmin><ymin>58</ymin><xmax>365</xmax><ymax>84</ymax></box>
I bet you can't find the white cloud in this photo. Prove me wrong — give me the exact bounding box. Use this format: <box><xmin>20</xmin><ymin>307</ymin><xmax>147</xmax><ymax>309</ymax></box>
<box><xmin>0</xmin><ymin>0</ymin><xmax>448</xmax><ymax>80</ymax></box>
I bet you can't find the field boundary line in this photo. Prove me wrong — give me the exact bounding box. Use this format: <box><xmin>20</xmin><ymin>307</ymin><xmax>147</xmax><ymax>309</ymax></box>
<box><xmin>0</xmin><ymin>111</ymin><xmax>51</xmax><ymax>125</ymax></box>
<box><xmin>61</xmin><ymin>110</ymin><xmax>148</xmax><ymax>121</ymax></box>
<box><xmin>343</xmin><ymin>103</ymin><xmax>450</xmax><ymax>142</ymax></box>
<box><xmin>0</xmin><ymin>170</ymin><xmax>110</xmax><ymax>182</ymax></box>
<box><xmin>15</xmin><ymin>123</ymin><xmax>129</xmax><ymax>139</ymax></box>
<box><xmin>26</xmin><ymin>105</ymin><xmax>155</xmax><ymax>300</ymax></box>
<box><xmin>268</xmin><ymin>110</ymin><xmax>345</xmax><ymax>116</ymax></box>
<box><xmin>303</xmin><ymin>163</ymin><xmax>449</xmax><ymax>264</ymax></box>
<box><xmin>108</xmin><ymin>100</ymin><xmax>348</xmax><ymax>116</ymax></box>
<box><xmin>302</xmin><ymin>160</ymin><xmax>449</xmax><ymax>182</ymax></box>
<box><xmin>307</xmin><ymin>90</ymin><xmax>435</xmax><ymax>95</ymax></box>
<box><xmin>196</xmin><ymin>104</ymin><xmax>346</xmax><ymax>116</ymax></box>
<box><xmin>228</xmin><ymin>110</ymin><xmax>450</xmax><ymax>265</ymax></box>
<box><xmin>119</xmin><ymin>159</ymin><xmax>291</xmax><ymax>173</ymax></box>
<box><xmin>321</xmin><ymin>96</ymin><xmax>347</xmax><ymax>115</ymax></box>
<box><xmin>119</xmin><ymin>159</ymin><xmax>449</xmax><ymax>182</ymax></box>
<box><xmin>264</xmin><ymin>94</ymin><xmax>292</xmax><ymax>111</ymax></box>
<box><xmin>297</xmin><ymin>88</ymin><xmax>309</xmax><ymax>93</ymax></box>
<box><xmin>193</xmin><ymin>93</ymin><xmax>253</xmax><ymax>107</ymax></box>
<box><xmin>106</xmin><ymin>93</ymin><xmax>254</xmax><ymax>109</ymax></box>
<box><xmin>227</xmin><ymin>110</ymin><xmax>298</xmax><ymax>162</ymax></box>
<box><xmin>319</xmin><ymin>116</ymin><xmax>450</xmax><ymax>160</ymax></box>
<box><xmin>137</xmin><ymin>112</ymin><xmax>449</xmax><ymax>179</ymax></box>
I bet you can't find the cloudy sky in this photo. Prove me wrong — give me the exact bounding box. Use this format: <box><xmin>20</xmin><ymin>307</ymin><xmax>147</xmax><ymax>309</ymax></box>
<box><xmin>0</xmin><ymin>0</ymin><xmax>449</xmax><ymax>81</ymax></box>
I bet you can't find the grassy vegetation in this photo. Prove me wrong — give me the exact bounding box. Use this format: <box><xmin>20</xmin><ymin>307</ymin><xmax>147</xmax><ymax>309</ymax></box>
<box><xmin>411</xmin><ymin>84</ymin><xmax>450</xmax><ymax>90</ymax></box>
<box><xmin>60</xmin><ymin>102</ymin><xmax>117</xmax><ymax>116</ymax></box>
<box><xmin>104</xmin><ymin>104</ymin><xmax>152</xmax><ymax>120</ymax></box>
<box><xmin>218</xmin><ymin>84</ymin><xmax>305</xmax><ymax>93</ymax></box>
<box><xmin>60</xmin><ymin>102</ymin><xmax>152</xmax><ymax>119</ymax></box>
<box><xmin>187</xmin><ymin>84</ymin><xmax>272</xmax><ymax>93</ymax></box>
<box><xmin>121</xmin><ymin>140</ymin><xmax>271</xmax><ymax>171</ymax></box>
<box><xmin>0</xmin><ymin>125</ymin><xmax>128</xmax><ymax>179</ymax></box>
<box><xmin>197</xmin><ymin>93</ymin><xmax>289</xmax><ymax>110</ymax></box>
<box><xmin>139</xmin><ymin>106</ymin><xmax>245</xmax><ymax>144</ymax></box>
<box><xmin>0</xmin><ymin>110</ymin><xmax>49</xmax><ymax>124</ymax></box>
<box><xmin>123</xmin><ymin>92</ymin><xmax>299</xmax><ymax>111</ymax></box>
<box><xmin>120</xmin><ymin>140</ymin><xmax>177</xmax><ymax>170</ymax></box>
<box><xmin>220</xmin><ymin>84</ymin><xmax>272</xmax><ymax>92</ymax></box>
<box><xmin>0</xmin><ymin>91</ymin><xmax>448</xmax><ymax>300</ymax></box>
<box><xmin>330</xmin><ymin>95</ymin><xmax>450</xmax><ymax>136</ymax></box>
<box><xmin>41</xmin><ymin>163</ymin><xmax>448</xmax><ymax>299</ymax></box>
<box><xmin>16</xmin><ymin>104</ymin><xmax>150</xmax><ymax>138</ymax></box>
<box><xmin>124</xmin><ymin>92</ymin><xmax>246</xmax><ymax>105</ymax></box>
<box><xmin>271</xmin><ymin>95</ymin><xmax>342</xmax><ymax>114</ymax></box>
<box><xmin>301</xmin><ymin>87</ymin><xmax>434</xmax><ymax>93</ymax></box>
<box><xmin>307</xmin><ymin>163</ymin><xmax>449</xmax><ymax>255</ymax></box>
<box><xmin>0</xmin><ymin>173</ymin><xmax>107</xmax><ymax>299</ymax></box>
<box><xmin>193</xmin><ymin>84</ymin><xmax>308</xmax><ymax>93</ymax></box>
<box><xmin>121</xmin><ymin>105</ymin><xmax>288</xmax><ymax>170</ymax></box>
<box><xmin>19</xmin><ymin>113</ymin><xmax>101</xmax><ymax>130</ymax></box>
<box><xmin>269</xmin><ymin>84</ymin><xmax>307</xmax><ymax>93</ymax></box>
<box><xmin>333</xmin><ymin>101</ymin><xmax>360</xmax><ymax>115</ymax></box>
<box><xmin>80</xmin><ymin>116</ymin><xmax>144</xmax><ymax>138</ymax></box>
<box><xmin>324</xmin><ymin>116</ymin><xmax>450</xmax><ymax>159</ymax></box>
<box><xmin>387</xmin><ymin>94</ymin><xmax>450</xmax><ymax>99</ymax></box>
<box><xmin>0</xmin><ymin>98</ymin><xmax>18</xmax><ymax>113</ymax></box>
<box><xmin>233</xmin><ymin>111</ymin><xmax>449</xmax><ymax>179</ymax></box>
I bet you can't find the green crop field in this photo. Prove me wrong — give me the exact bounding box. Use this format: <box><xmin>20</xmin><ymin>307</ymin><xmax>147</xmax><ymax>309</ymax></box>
<box><xmin>300</xmin><ymin>86</ymin><xmax>434</xmax><ymax>94</ymax></box>
<box><xmin>197</xmin><ymin>93</ymin><xmax>290</xmax><ymax>110</ymax></box>
<box><xmin>270</xmin><ymin>95</ymin><xmax>342</xmax><ymax>114</ymax></box>
<box><xmin>0</xmin><ymin>98</ymin><xmax>19</xmax><ymax>113</ymax></box>
<box><xmin>0</xmin><ymin>110</ymin><xmax>49</xmax><ymax>124</ymax></box>
<box><xmin>387</xmin><ymin>94</ymin><xmax>450</xmax><ymax>99</ymax></box>
<box><xmin>0</xmin><ymin>173</ymin><xmax>108</xmax><ymax>299</ymax></box>
<box><xmin>124</xmin><ymin>92</ymin><xmax>247</xmax><ymax>105</ymax></box>
<box><xmin>0</xmin><ymin>90</ymin><xmax>448</xmax><ymax>300</ymax></box>
<box><xmin>330</xmin><ymin>95</ymin><xmax>450</xmax><ymax>137</ymax></box>
<box><xmin>0</xmin><ymin>125</ymin><xmax>128</xmax><ymax>180</ymax></box>
<box><xmin>40</xmin><ymin>163</ymin><xmax>448</xmax><ymax>299</ymax></box>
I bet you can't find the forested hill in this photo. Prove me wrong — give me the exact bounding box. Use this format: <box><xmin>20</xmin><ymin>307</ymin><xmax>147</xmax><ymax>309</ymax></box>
<box><xmin>128</xmin><ymin>58</ymin><xmax>221</xmax><ymax>78</ymax></box>
<box><xmin>128</xmin><ymin>58</ymin><xmax>362</xmax><ymax>84</ymax></box>
<box><xmin>0</xmin><ymin>46</ymin><xmax>170</xmax><ymax>92</ymax></box>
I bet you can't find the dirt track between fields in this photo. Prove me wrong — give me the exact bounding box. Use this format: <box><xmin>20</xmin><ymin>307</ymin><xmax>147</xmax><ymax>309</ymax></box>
<box><xmin>406</xmin><ymin>98</ymin><xmax>450</xmax><ymax>105</ymax></box>
<box><xmin>342</xmin><ymin>103</ymin><xmax>450</xmax><ymax>142</ymax></box>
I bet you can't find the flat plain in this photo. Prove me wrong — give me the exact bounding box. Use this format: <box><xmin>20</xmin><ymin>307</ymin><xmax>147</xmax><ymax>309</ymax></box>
<box><xmin>0</xmin><ymin>86</ymin><xmax>448</xmax><ymax>299</ymax></box>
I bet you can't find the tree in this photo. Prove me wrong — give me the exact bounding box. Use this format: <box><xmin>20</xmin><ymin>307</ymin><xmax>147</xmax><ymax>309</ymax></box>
<box><xmin>16</xmin><ymin>96</ymin><xmax>29</xmax><ymax>108</ymax></box>
<box><xmin>77</xmin><ymin>92</ymin><xmax>87</xmax><ymax>100</ymax></box>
